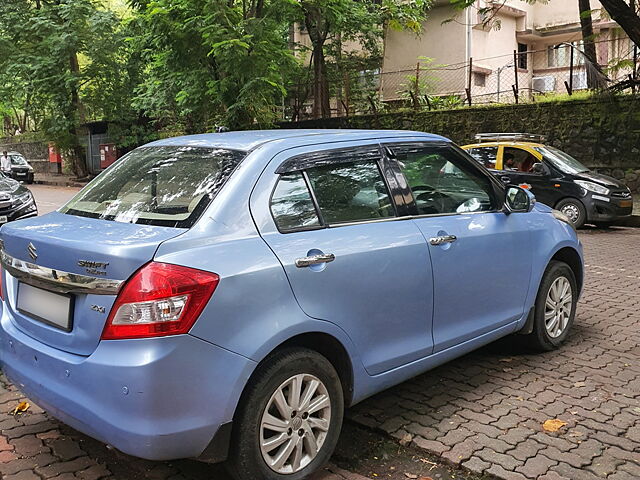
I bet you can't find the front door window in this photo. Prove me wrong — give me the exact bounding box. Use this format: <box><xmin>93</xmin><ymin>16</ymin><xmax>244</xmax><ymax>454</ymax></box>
<box><xmin>503</xmin><ymin>147</ymin><xmax>543</xmax><ymax>174</ymax></box>
<box><xmin>393</xmin><ymin>145</ymin><xmax>496</xmax><ymax>215</ymax></box>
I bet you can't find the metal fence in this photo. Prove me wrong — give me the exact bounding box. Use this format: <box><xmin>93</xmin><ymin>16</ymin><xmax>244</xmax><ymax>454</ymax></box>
<box><xmin>292</xmin><ymin>36</ymin><xmax>639</xmax><ymax>120</ymax></box>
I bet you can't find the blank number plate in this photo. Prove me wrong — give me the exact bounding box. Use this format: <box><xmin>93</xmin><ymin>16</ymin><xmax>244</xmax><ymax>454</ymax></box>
<box><xmin>17</xmin><ymin>283</ymin><xmax>73</xmax><ymax>331</ymax></box>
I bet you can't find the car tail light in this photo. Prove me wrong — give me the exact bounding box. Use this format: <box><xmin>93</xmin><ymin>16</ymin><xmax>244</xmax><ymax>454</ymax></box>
<box><xmin>101</xmin><ymin>262</ymin><xmax>219</xmax><ymax>340</ymax></box>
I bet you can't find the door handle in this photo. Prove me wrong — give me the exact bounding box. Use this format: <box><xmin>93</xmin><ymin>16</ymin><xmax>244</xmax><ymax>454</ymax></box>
<box><xmin>429</xmin><ymin>235</ymin><xmax>457</xmax><ymax>246</ymax></box>
<box><xmin>500</xmin><ymin>175</ymin><xmax>512</xmax><ymax>184</ymax></box>
<box><xmin>295</xmin><ymin>253</ymin><xmax>336</xmax><ymax>268</ymax></box>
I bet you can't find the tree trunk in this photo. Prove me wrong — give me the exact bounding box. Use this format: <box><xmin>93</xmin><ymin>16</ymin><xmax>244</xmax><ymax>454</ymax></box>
<box><xmin>578</xmin><ymin>0</ymin><xmax>600</xmax><ymax>88</ymax></box>
<box><xmin>600</xmin><ymin>0</ymin><xmax>640</xmax><ymax>47</ymax></box>
<box><xmin>311</xmin><ymin>44</ymin><xmax>331</xmax><ymax>118</ymax></box>
<box><xmin>335</xmin><ymin>33</ymin><xmax>343</xmax><ymax>117</ymax></box>
<box><xmin>304</xmin><ymin>6</ymin><xmax>331</xmax><ymax>119</ymax></box>
<box><xmin>68</xmin><ymin>52</ymin><xmax>88</xmax><ymax>179</ymax></box>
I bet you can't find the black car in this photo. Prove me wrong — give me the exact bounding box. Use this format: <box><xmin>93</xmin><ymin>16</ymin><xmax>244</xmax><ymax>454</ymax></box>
<box><xmin>7</xmin><ymin>152</ymin><xmax>35</xmax><ymax>184</ymax></box>
<box><xmin>0</xmin><ymin>175</ymin><xmax>37</xmax><ymax>225</ymax></box>
<box><xmin>463</xmin><ymin>134</ymin><xmax>633</xmax><ymax>228</ymax></box>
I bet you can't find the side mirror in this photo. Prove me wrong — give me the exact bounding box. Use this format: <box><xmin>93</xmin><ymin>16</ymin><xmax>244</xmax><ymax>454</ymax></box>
<box><xmin>504</xmin><ymin>186</ymin><xmax>535</xmax><ymax>213</ymax></box>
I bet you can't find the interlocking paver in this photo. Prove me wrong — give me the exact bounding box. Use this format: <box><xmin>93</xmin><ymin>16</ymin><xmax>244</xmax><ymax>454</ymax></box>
<box><xmin>0</xmin><ymin>222</ymin><xmax>639</xmax><ymax>479</ymax></box>
<box><xmin>347</xmin><ymin>228</ymin><xmax>640</xmax><ymax>479</ymax></box>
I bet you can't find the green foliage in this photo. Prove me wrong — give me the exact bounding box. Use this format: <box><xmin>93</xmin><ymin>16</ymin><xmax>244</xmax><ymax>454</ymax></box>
<box><xmin>0</xmin><ymin>0</ymin><xmax>133</xmax><ymax>173</ymax></box>
<box><xmin>129</xmin><ymin>0</ymin><xmax>299</xmax><ymax>131</ymax></box>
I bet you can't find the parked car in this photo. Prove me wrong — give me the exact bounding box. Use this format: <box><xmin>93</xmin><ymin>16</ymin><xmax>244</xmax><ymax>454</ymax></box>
<box><xmin>0</xmin><ymin>175</ymin><xmax>37</xmax><ymax>226</ymax></box>
<box><xmin>0</xmin><ymin>130</ymin><xmax>583</xmax><ymax>480</ymax></box>
<box><xmin>462</xmin><ymin>133</ymin><xmax>633</xmax><ymax>228</ymax></box>
<box><xmin>6</xmin><ymin>152</ymin><xmax>35</xmax><ymax>184</ymax></box>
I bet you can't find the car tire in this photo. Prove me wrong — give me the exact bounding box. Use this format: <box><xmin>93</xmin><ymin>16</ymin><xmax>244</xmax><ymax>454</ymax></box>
<box><xmin>555</xmin><ymin>198</ymin><xmax>587</xmax><ymax>229</ymax></box>
<box><xmin>525</xmin><ymin>260</ymin><xmax>577</xmax><ymax>351</ymax></box>
<box><xmin>226</xmin><ymin>348</ymin><xmax>344</xmax><ymax>480</ymax></box>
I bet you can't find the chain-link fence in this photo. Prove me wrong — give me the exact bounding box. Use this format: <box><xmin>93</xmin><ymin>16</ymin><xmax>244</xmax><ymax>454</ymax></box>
<box><xmin>291</xmin><ymin>36</ymin><xmax>639</xmax><ymax>120</ymax></box>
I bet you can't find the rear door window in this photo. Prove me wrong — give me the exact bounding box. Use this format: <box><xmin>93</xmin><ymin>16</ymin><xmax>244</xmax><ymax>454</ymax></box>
<box><xmin>270</xmin><ymin>173</ymin><xmax>321</xmax><ymax>232</ymax></box>
<box><xmin>467</xmin><ymin>147</ymin><xmax>498</xmax><ymax>169</ymax></box>
<box><xmin>306</xmin><ymin>161</ymin><xmax>395</xmax><ymax>224</ymax></box>
<box><xmin>60</xmin><ymin>146</ymin><xmax>245</xmax><ymax>228</ymax></box>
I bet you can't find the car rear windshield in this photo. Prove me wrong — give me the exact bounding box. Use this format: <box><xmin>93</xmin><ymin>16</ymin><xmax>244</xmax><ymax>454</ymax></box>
<box><xmin>60</xmin><ymin>146</ymin><xmax>246</xmax><ymax>228</ymax></box>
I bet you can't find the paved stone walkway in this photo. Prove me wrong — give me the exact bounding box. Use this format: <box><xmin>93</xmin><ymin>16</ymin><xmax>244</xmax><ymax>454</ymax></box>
<box><xmin>0</xmin><ymin>227</ymin><xmax>638</xmax><ymax>479</ymax></box>
<box><xmin>348</xmin><ymin>227</ymin><xmax>640</xmax><ymax>480</ymax></box>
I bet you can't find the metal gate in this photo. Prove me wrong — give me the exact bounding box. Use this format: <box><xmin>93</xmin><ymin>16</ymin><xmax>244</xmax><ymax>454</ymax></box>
<box><xmin>86</xmin><ymin>132</ymin><xmax>108</xmax><ymax>174</ymax></box>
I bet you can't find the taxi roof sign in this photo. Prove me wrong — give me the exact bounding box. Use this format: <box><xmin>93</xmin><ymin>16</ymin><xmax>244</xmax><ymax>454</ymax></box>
<box><xmin>475</xmin><ymin>133</ymin><xmax>546</xmax><ymax>143</ymax></box>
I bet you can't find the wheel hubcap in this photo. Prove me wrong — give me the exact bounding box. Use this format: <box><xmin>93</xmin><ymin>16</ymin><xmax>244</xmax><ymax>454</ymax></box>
<box><xmin>544</xmin><ymin>276</ymin><xmax>573</xmax><ymax>338</ymax></box>
<box><xmin>260</xmin><ymin>374</ymin><xmax>331</xmax><ymax>474</ymax></box>
<box><xmin>561</xmin><ymin>204</ymin><xmax>580</xmax><ymax>224</ymax></box>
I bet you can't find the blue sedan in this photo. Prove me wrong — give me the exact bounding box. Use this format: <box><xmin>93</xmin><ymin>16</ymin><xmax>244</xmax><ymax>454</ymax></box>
<box><xmin>0</xmin><ymin>130</ymin><xmax>583</xmax><ymax>479</ymax></box>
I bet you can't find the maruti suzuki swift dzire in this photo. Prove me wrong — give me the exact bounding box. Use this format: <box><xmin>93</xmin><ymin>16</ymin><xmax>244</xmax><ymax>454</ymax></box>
<box><xmin>0</xmin><ymin>130</ymin><xmax>583</xmax><ymax>480</ymax></box>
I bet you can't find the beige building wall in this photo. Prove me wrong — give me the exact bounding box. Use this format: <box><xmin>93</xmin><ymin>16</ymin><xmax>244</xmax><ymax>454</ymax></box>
<box><xmin>292</xmin><ymin>0</ymin><xmax>629</xmax><ymax>113</ymax></box>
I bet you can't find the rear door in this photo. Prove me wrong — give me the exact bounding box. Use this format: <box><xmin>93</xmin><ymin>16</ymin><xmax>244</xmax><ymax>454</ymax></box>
<box><xmin>251</xmin><ymin>144</ymin><xmax>435</xmax><ymax>375</ymax></box>
<box><xmin>385</xmin><ymin>142</ymin><xmax>532</xmax><ymax>352</ymax></box>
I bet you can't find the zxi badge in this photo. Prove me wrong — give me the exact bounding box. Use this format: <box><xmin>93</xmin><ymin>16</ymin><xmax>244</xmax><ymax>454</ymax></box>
<box><xmin>27</xmin><ymin>242</ymin><xmax>37</xmax><ymax>261</ymax></box>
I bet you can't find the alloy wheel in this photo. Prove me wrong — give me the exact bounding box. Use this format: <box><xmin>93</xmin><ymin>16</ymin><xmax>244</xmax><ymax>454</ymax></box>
<box><xmin>260</xmin><ymin>374</ymin><xmax>332</xmax><ymax>474</ymax></box>
<box><xmin>544</xmin><ymin>276</ymin><xmax>573</xmax><ymax>338</ymax></box>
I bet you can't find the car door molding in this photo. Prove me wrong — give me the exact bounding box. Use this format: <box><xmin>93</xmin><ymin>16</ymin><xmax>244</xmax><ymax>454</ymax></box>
<box><xmin>275</xmin><ymin>146</ymin><xmax>381</xmax><ymax>174</ymax></box>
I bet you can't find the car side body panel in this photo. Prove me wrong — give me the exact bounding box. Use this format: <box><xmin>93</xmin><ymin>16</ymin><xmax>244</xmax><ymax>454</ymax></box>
<box><xmin>0</xmin><ymin>130</ymin><xmax>584</xmax><ymax>465</ymax></box>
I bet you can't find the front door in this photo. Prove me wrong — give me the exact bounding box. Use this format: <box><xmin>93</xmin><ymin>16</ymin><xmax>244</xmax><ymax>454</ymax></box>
<box><xmin>252</xmin><ymin>144</ymin><xmax>435</xmax><ymax>375</ymax></box>
<box><xmin>500</xmin><ymin>146</ymin><xmax>560</xmax><ymax>207</ymax></box>
<box><xmin>386</xmin><ymin>142</ymin><xmax>533</xmax><ymax>352</ymax></box>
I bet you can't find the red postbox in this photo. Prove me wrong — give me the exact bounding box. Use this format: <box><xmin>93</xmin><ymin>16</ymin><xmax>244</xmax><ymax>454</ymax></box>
<box><xmin>48</xmin><ymin>142</ymin><xmax>62</xmax><ymax>174</ymax></box>
<box><xmin>100</xmin><ymin>144</ymin><xmax>117</xmax><ymax>169</ymax></box>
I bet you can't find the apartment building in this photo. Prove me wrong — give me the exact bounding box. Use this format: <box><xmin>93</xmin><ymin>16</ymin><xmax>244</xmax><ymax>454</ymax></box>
<box><xmin>379</xmin><ymin>0</ymin><xmax>633</xmax><ymax>102</ymax></box>
<box><xmin>293</xmin><ymin>0</ymin><xmax>634</xmax><ymax>112</ymax></box>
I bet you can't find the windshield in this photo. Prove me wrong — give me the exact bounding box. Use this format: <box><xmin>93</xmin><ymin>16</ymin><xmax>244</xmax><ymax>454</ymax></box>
<box><xmin>60</xmin><ymin>146</ymin><xmax>245</xmax><ymax>228</ymax></box>
<box><xmin>535</xmin><ymin>146</ymin><xmax>589</xmax><ymax>175</ymax></box>
<box><xmin>9</xmin><ymin>154</ymin><xmax>28</xmax><ymax>166</ymax></box>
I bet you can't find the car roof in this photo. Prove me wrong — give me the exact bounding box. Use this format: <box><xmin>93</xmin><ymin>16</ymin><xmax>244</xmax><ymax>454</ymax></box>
<box><xmin>145</xmin><ymin>129</ymin><xmax>449</xmax><ymax>151</ymax></box>
<box><xmin>462</xmin><ymin>141</ymin><xmax>545</xmax><ymax>149</ymax></box>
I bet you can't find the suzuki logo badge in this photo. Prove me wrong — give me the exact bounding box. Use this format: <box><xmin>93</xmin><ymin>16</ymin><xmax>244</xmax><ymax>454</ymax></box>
<box><xmin>27</xmin><ymin>242</ymin><xmax>37</xmax><ymax>261</ymax></box>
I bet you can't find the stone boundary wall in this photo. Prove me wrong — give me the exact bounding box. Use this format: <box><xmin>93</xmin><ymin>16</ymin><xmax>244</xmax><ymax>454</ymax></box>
<box><xmin>280</xmin><ymin>96</ymin><xmax>640</xmax><ymax>171</ymax></box>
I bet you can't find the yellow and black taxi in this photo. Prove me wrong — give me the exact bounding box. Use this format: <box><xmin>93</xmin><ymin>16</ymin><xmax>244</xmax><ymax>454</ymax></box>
<box><xmin>462</xmin><ymin>133</ymin><xmax>633</xmax><ymax>228</ymax></box>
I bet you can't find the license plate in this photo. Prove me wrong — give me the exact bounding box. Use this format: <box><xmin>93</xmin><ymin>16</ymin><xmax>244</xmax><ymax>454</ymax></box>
<box><xmin>17</xmin><ymin>283</ymin><xmax>73</xmax><ymax>331</ymax></box>
<box><xmin>619</xmin><ymin>200</ymin><xmax>633</xmax><ymax>208</ymax></box>
<box><xmin>0</xmin><ymin>216</ymin><xmax>8</xmax><ymax>224</ymax></box>
<box><xmin>16</xmin><ymin>173</ymin><xmax>25</xmax><ymax>177</ymax></box>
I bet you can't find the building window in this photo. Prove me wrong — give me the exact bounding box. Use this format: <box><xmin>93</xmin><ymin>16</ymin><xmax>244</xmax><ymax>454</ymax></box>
<box><xmin>517</xmin><ymin>43</ymin><xmax>528</xmax><ymax>70</ymax></box>
<box><xmin>548</xmin><ymin>42</ymin><xmax>584</xmax><ymax>68</ymax></box>
<box><xmin>473</xmin><ymin>72</ymin><xmax>486</xmax><ymax>87</ymax></box>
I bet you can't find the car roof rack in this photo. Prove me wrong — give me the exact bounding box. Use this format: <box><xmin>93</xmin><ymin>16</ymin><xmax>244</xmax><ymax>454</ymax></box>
<box><xmin>475</xmin><ymin>133</ymin><xmax>546</xmax><ymax>143</ymax></box>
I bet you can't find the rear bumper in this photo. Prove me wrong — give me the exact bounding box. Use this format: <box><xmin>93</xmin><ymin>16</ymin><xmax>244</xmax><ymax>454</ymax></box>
<box><xmin>0</xmin><ymin>312</ymin><xmax>255</xmax><ymax>461</ymax></box>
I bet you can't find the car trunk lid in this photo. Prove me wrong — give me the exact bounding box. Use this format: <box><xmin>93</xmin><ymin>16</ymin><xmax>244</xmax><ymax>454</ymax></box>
<box><xmin>1</xmin><ymin>212</ymin><xmax>185</xmax><ymax>356</ymax></box>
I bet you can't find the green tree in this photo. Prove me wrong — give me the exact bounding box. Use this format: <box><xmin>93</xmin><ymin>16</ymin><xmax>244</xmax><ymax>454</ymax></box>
<box><xmin>292</xmin><ymin>0</ymin><xmax>431</xmax><ymax>118</ymax></box>
<box><xmin>0</xmin><ymin>0</ymin><xmax>128</xmax><ymax>177</ymax></box>
<box><xmin>128</xmin><ymin>0</ymin><xmax>298</xmax><ymax>132</ymax></box>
